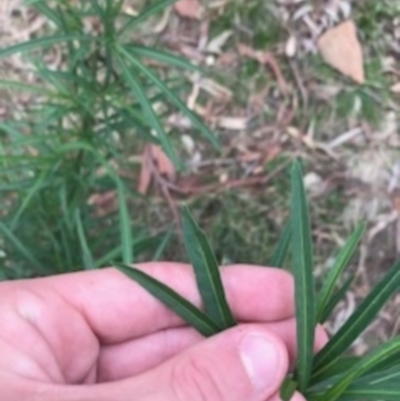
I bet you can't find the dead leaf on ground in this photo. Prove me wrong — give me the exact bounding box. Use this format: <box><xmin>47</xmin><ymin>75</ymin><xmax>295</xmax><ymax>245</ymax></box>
<box><xmin>138</xmin><ymin>144</ymin><xmax>176</xmax><ymax>195</ymax></box>
<box><xmin>318</xmin><ymin>20</ymin><xmax>365</xmax><ymax>84</ymax></box>
<box><xmin>174</xmin><ymin>0</ymin><xmax>204</xmax><ymax>20</ymax></box>
<box><xmin>88</xmin><ymin>191</ymin><xmax>118</xmax><ymax>217</ymax></box>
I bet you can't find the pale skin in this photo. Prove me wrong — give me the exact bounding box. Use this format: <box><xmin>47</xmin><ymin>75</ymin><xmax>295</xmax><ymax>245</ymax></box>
<box><xmin>0</xmin><ymin>263</ymin><xmax>327</xmax><ymax>401</ymax></box>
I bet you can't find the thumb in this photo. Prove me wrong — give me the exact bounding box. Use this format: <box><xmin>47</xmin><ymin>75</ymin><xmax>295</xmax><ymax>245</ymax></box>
<box><xmin>137</xmin><ymin>325</ymin><xmax>290</xmax><ymax>401</ymax></box>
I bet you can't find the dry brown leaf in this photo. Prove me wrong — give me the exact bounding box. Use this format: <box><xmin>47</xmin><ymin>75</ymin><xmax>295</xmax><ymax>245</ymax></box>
<box><xmin>150</xmin><ymin>145</ymin><xmax>176</xmax><ymax>180</ymax></box>
<box><xmin>138</xmin><ymin>145</ymin><xmax>152</xmax><ymax>195</ymax></box>
<box><xmin>174</xmin><ymin>0</ymin><xmax>204</xmax><ymax>19</ymax></box>
<box><xmin>318</xmin><ymin>20</ymin><xmax>365</xmax><ymax>84</ymax></box>
<box><xmin>88</xmin><ymin>191</ymin><xmax>118</xmax><ymax>217</ymax></box>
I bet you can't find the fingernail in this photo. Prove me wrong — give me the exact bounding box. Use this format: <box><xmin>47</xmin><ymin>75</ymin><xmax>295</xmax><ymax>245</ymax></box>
<box><xmin>240</xmin><ymin>334</ymin><xmax>280</xmax><ymax>392</ymax></box>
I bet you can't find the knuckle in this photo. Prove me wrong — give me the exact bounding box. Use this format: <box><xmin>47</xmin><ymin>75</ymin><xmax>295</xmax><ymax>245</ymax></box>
<box><xmin>169</xmin><ymin>355</ymin><xmax>226</xmax><ymax>401</ymax></box>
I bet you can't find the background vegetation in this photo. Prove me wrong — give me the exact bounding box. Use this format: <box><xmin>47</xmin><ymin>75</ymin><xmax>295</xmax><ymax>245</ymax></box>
<box><xmin>0</xmin><ymin>0</ymin><xmax>399</xmax><ymax>348</ymax></box>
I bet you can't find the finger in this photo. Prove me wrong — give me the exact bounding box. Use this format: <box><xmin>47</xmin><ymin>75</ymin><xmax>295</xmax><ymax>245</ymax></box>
<box><xmin>97</xmin><ymin>320</ymin><xmax>327</xmax><ymax>381</ymax></box>
<box><xmin>25</xmin><ymin>263</ymin><xmax>295</xmax><ymax>343</ymax></box>
<box><xmin>45</xmin><ymin>325</ymin><xmax>290</xmax><ymax>401</ymax></box>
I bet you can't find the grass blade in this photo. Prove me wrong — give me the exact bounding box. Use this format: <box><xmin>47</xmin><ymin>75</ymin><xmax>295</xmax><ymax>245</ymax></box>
<box><xmin>115</xmin><ymin>263</ymin><xmax>221</xmax><ymax>337</ymax></box>
<box><xmin>119</xmin><ymin>0</ymin><xmax>177</xmax><ymax>36</ymax></box>
<box><xmin>310</xmin><ymin>356</ymin><xmax>360</xmax><ymax>386</ymax></box>
<box><xmin>116</xmin><ymin>181</ymin><xmax>133</xmax><ymax>264</ymax></box>
<box><xmin>75</xmin><ymin>209</ymin><xmax>94</xmax><ymax>270</ymax></box>
<box><xmin>116</xmin><ymin>52</ymin><xmax>180</xmax><ymax>168</ymax></box>
<box><xmin>318</xmin><ymin>274</ymin><xmax>355</xmax><ymax>324</ymax></box>
<box><xmin>321</xmin><ymin>337</ymin><xmax>400</xmax><ymax>401</ymax></box>
<box><xmin>316</xmin><ymin>224</ymin><xmax>365</xmax><ymax>322</ymax></box>
<box><xmin>313</xmin><ymin>260</ymin><xmax>400</xmax><ymax>374</ymax></box>
<box><xmin>291</xmin><ymin>159</ymin><xmax>316</xmax><ymax>392</ymax></box>
<box><xmin>153</xmin><ymin>226</ymin><xmax>173</xmax><ymax>261</ymax></box>
<box><xmin>269</xmin><ymin>219</ymin><xmax>291</xmax><ymax>268</ymax></box>
<box><xmin>182</xmin><ymin>206</ymin><xmax>236</xmax><ymax>329</ymax></box>
<box><xmin>0</xmin><ymin>34</ymin><xmax>87</xmax><ymax>58</ymax></box>
<box><xmin>337</xmin><ymin>366</ymin><xmax>400</xmax><ymax>401</ymax></box>
<box><xmin>125</xmin><ymin>45</ymin><xmax>204</xmax><ymax>73</ymax></box>
<box><xmin>119</xmin><ymin>46</ymin><xmax>221</xmax><ymax>151</ymax></box>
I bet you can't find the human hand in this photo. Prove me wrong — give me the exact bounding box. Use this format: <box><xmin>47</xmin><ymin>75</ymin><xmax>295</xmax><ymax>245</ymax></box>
<box><xmin>0</xmin><ymin>263</ymin><xmax>326</xmax><ymax>401</ymax></box>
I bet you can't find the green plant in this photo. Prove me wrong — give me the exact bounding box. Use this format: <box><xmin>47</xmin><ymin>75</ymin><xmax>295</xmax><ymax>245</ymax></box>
<box><xmin>117</xmin><ymin>159</ymin><xmax>400</xmax><ymax>401</ymax></box>
<box><xmin>0</xmin><ymin>0</ymin><xmax>218</xmax><ymax>278</ymax></box>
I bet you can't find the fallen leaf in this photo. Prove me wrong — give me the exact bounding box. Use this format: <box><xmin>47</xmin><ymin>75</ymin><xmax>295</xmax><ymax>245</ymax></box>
<box><xmin>174</xmin><ymin>0</ymin><xmax>204</xmax><ymax>19</ymax></box>
<box><xmin>88</xmin><ymin>191</ymin><xmax>118</xmax><ymax>217</ymax></box>
<box><xmin>150</xmin><ymin>145</ymin><xmax>176</xmax><ymax>180</ymax></box>
<box><xmin>318</xmin><ymin>20</ymin><xmax>365</xmax><ymax>84</ymax></box>
<box><xmin>206</xmin><ymin>30</ymin><xmax>233</xmax><ymax>54</ymax></box>
<box><xmin>138</xmin><ymin>145</ymin><xmax>152</xmax><ymax>195</ymax></box>
<box><xmin>137</xmin><ymin>145</ymin><xmax>177</xmax><ymax>195</ymax></box>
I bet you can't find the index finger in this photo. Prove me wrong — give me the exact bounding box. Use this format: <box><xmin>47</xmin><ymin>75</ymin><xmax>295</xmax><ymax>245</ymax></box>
<box><xmin>26</xmin><ymin>263</ymin><xmax>295</xmax><ymax>343</ymax></box>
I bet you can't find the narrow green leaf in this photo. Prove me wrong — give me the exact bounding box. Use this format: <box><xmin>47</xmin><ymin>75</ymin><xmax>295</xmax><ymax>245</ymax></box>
<box><xmin>291</xmin><ymin>159</ymin><xmax>316</xmax><ymax>393</ymax></box>
<box><xmin>125</xmin><ymin>45</ymin><xmax>204</xmax><ymax>73</ymax></box>
<box><xmin>338</xmin><ymin>366</ymin><xmax>400</xmax><ymax>401</ymax></box>
<box><xmin>280</xmin><ymin>377</ymin><xmax>298</xmax><ymax>401</ymax></box>
<box><xmin>182</xmin><ymin>206</ymin><xmax>236</xmax><ymax>329</ymax></box>
<box><xmin>0</xmin><ymin>80</ymin><xmax>53</xmax><ymax>96</ymax></box>
<box><xmin>116</xmin><ymin>52</ymin><xmax>180</xmax><ymax>168</ymax></box>
<box><xmin>75</xmin><ymin>209</ymin><xmax>94</xmax><ymax>270</ymax></box>
<box><xmin>313</xmin><ymin>260</ymin><xmax>400</xmax><ymax>374</ymax></box>
<box><xmin>115</xmin><ymin>263</ymin><xmax>221</xmax><ymax>337</ymax></box>
<box><xmin>153</xmin><ymin>226</ymin><xmax>173</xmax><ymax>261</ymax></box>
<box><xmin>32</xmin><ymin>2</ymin><xmax>62</xmax><ymax>27</ymax></box>
<box><xmin>316</xmin><ymin>224</ymin><xmax>365</xmax><ymax>322</ymax></box>
<box><xmin>119</xmin><ymin>0</ymin><xmax>177</xmax><ymax>36</ymax></box>
<box><xmin>310</xmin><ymin>356</ymin><xmax>360</xmax><ymax>387</ymax></box>
<box><xmin>0</xmin><ymin>222</ymin><xmax>43</xmax><ymax>271</ymax></box>
<box><xmin>119</xmin><ymin>46</ymin><xmax>221</xmax><ymax>151</ymax></box>
<box><xmin>116</xmin><ymin>182</ymin><xmax>133</xmax><ymax>264</ymax></box>
<box><xmin>318</xmin><ymin>274</ymin><xmax>355</xmax><ymax>324</ymax></box>
<box><xmin>0</xmin><ymin>34</ymin><xmax>87</xmax><ymax>58</ymax></box>
<box><xmin>322</xmin><ymin>337</ymin><xmax>400</xmax><ymax>401</ymax></box>
<box><xmin>269</xmin><ymin>219</ymin><xmax>291</xmax><ymax>268</ymax></box>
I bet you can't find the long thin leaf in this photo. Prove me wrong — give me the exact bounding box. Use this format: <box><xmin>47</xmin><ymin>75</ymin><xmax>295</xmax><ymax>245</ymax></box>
<box><xmin>316</xmin><ymin>224</ymin><xmax>365</xmax><ymax>322</ymax></box>
<box><xmin>269</xmin><ymin>219</ymin><xmax>291</xmax><ymax>268</ymax></box>
<box><xmin>310</xmin><ymin>356</ymin><xmax>360</xmax><ymax>387</ymax></box>
<box><xmin>318</xmin><ymin>274</ymin><xmax>355</xmax><ymax>324</ymax></box>
<box><xmin>119</xmin><ymin>0</ymin><xmax>177</xmax><ymax>36</ymax></box>
<box><xmin>0</xmin><ymin>34</ymin><xmax>87</xmax><ymax>58</ymax></box>
<box><xmin>153</xmin><ymin>226</ymin><xmax>173</xmax><ymax>261</ymax></box>
<box><xmin>182</xmin><ymin>206</ymin><xmax>236</xmax><ymax>329</ymax></box>
<box><xmin>116</xmin><ymin>181</ymin><xmax>133</xmax><ymax>264</ymax></box>
<box><xmin>119</xmin><ymin>46</ymin><xmax>221</xmax><ymax>151</ymax></box>
<box><xmin>313</xmin><ymin>260</ymin><xmax>400</xmax><ymax>374</ymax></box>
<box><xmin>115</xmin><ymin>263</ymin><xmax>221</xmax><ymax>337</ymax></box>
<box><xmin>338</xmin><ymin>366</ymin><xmax>400</xmax><ymax>401</ymax></box>
<box><xmin>291</xmin><ymin>159</ymin><xmax>316</xmax><ymax>393</ymax></box>
<box><xmin>75</xmin><ymin>209</ymin><xmax>94</xmax><ymax>270</ymax></box>
<box><xmin>125</xmin><ymin>45</ymin><xmax>204</xmax><ymax>73</ymax></box>
<box><xmin>116</xmin><ymin>52</ymin><xmax>180</xmax><ymax>167</ymax></box>
<box><xmin>0</xmin><ymin>80</ymin><xmax>53</xmax><ymax>96</ymax></box>
<box><xmin>321</xmin><ymin>337</ymin><xmax>400</xmax><ymax>401</ymax></box>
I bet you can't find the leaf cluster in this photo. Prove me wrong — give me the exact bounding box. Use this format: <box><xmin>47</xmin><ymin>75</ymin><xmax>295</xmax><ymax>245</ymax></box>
<box><xmin>0</xmin><ymin>0</ymin><xmax>217</xmax><ymax>278</ymax></box>
<box><xmin>117</xmin><ymin>160</ymin><xmax>400</xmax><ymax>401</ymax></box>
